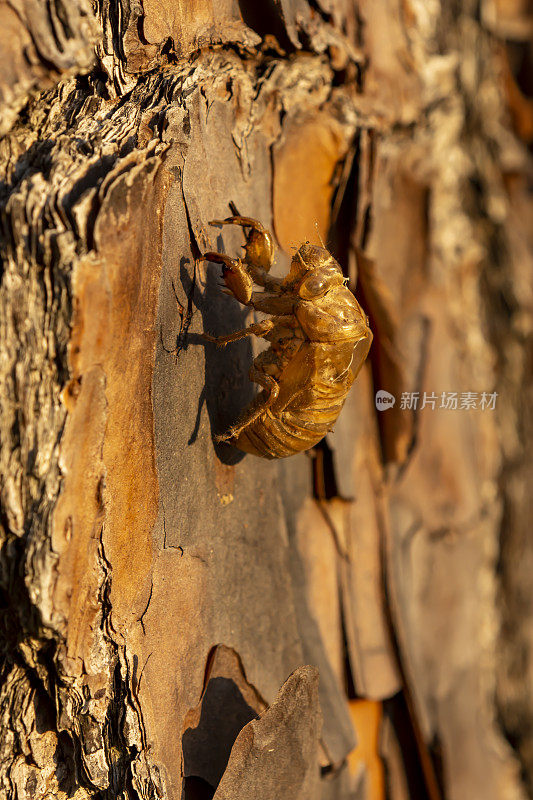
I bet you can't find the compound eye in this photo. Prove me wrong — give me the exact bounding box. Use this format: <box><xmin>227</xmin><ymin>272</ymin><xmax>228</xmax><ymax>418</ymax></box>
<box><xmin>299</xmin><ymin>274</ymin><xmax>330</xmax><ymax>299</ymax></box>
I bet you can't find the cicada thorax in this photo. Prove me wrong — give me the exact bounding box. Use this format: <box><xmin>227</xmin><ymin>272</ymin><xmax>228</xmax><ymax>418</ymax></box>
<box><xmin>295</xmin><ymin>286</ymin><xmax>369</xmax><ymax>343</ymax></box>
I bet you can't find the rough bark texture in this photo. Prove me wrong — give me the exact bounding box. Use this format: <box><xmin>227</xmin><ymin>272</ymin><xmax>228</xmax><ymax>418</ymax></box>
<box><xmin>0</xmin><ymin>1</ymin><xmax>531</xmax><ymax>800</ymax></box>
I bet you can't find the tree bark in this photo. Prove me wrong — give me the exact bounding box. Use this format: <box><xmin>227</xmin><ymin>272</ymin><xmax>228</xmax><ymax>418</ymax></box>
<box><xmin>0</xmin><ymin>1</ymin><xmax>531</xmax><ymax>800</ymax></box>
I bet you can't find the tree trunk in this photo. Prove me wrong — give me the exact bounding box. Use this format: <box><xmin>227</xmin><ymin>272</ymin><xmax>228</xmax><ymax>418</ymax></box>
<box><xmin>0</xmin><ymin>1</ymin><xmax>531</xmax><ymax>799</ymax></box>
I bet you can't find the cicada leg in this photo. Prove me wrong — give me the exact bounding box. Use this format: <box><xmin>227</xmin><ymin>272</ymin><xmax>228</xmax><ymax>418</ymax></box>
<box><xmin>203</xmin><ymin>318</ymin><xmax>275</xmax><ymax>347</ymax></box>
<box><xmin>208</xmin><ymin>210</ymin><xmax>282</xmax><ymax>292</ymax></box>
<box><xmin>199</xmin><ymin>252</ymin><xmax>253</xmax><ymax>305</ymax></box>
<box><xmin>216</xmin><ymin>366</ymin><xmax>280</xmax><ymax>443</ymax></box>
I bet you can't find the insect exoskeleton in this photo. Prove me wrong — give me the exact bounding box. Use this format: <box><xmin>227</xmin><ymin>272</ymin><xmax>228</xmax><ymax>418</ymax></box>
<box><xmin>200</xmin><ymin>213</ymin><xmax>373</xmax><ymax>459</ymax></box>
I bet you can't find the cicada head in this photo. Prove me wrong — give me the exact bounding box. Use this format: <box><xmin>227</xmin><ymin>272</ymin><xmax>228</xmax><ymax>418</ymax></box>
<box><xmin>282</xmin><ymin>243</ymin><xmax>345</xmax><ymax>299</ymax></box>
<box><xmin>282</xmin><ymin>244</ymin><xmax>336</xmax><ymax>289</ymax></box>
